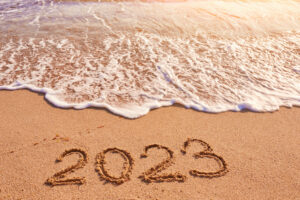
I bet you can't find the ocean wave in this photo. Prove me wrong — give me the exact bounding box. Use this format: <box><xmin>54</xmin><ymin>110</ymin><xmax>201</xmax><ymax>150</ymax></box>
<box><xmin>0</xmin><ymin>0</ymin><xmax>300</xmax><ymax>118</ymax></box>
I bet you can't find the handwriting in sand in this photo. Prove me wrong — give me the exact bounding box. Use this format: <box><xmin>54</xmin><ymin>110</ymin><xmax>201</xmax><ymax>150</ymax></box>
<box><xmin>45</xmin><ymin>138</ymin><xmax>228</xmax><ymax>186</ymax></box>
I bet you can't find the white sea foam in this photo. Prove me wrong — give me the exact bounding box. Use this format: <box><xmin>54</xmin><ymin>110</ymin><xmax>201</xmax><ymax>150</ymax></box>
<box><xmin>0</xmin><ymin>0</ymin><xmax>300</xmax><ymax>118</ymax></box>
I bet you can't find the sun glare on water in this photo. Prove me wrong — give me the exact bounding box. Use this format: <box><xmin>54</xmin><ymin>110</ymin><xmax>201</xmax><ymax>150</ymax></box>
<box><xmin>0</xmin><ymin>0</ymin><xmax>299</xmax><ymax>118</ymax></box>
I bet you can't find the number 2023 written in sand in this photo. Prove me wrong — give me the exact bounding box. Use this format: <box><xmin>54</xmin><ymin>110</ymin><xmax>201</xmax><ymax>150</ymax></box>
<box><xmin>45</xmin><ymin>138</ymin><xmax>228</xmax><ymax>186</ymax></box>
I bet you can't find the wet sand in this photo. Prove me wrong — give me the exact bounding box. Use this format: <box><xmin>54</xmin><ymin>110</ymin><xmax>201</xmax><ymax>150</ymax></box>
<box><xmin>0</xmin><ymin>89</ymin><xmax>299</xmax><ymax>200</ymax></box>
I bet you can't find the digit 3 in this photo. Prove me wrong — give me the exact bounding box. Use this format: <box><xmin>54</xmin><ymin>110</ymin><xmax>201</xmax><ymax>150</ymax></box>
<box><xmin>181</xmin><ymin>138</ymin><xmax>228</xmax><ymax>178</ymax></box>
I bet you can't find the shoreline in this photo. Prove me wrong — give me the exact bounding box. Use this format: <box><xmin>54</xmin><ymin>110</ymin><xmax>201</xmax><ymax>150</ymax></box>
<box><xmin>0</xmin><ymin>89</ymin><xmax>299</xmax><ymax>200</ymax></box>
<box><xmin>1</xmin><ymin>87</ymin><xmax>298</xmax><ymax>120</ymax></box>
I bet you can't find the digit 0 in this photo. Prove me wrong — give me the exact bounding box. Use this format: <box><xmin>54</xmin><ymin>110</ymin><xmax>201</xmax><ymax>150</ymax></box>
<box><xmin>95</xmin><ymin>148</ymin><xmax>134</xmax><ymax>185</ymax></box>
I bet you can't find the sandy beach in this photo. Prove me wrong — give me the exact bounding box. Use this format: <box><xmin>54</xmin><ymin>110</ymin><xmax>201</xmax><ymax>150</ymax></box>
<box><xmin>0</xmin><ymin>89</ymin><xmax>299</xmax><ymax>200</ymax></box>
<box><xmin>1</xmin><ymin>0</ymin><xmax>300</xmax><ymax>199</ymax></box>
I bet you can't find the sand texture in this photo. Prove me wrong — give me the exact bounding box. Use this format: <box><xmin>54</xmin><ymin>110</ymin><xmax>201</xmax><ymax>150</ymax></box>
<box><xmin>0</xmin><ymin>90</ymin><xmax>299</xmax><ymax>200</ymax></box>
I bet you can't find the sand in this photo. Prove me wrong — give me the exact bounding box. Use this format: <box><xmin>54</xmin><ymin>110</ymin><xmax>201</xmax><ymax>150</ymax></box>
<box><xmin>0</xmin><ymin>89</ymin><xmax>299</xmax><ymax>200</ymax></box>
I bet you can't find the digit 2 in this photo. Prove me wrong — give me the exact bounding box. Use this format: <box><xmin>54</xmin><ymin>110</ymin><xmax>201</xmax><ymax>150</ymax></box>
<box><xmin>45</xmin><ymin>148</ymin><xmax>88</xmax><ymax>186</ymax></box>
<box><xmin>139</xmin><ymin>144</ymin><xmax>186</xmax><ymax>183</ymax></box>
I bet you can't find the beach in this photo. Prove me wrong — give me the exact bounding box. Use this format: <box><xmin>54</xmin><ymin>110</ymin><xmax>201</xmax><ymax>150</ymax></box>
<box><xmin>0</xmin><ymin>89</ymin><xmax>299</xmax><ymax>200</ymax></box>
<box><xmin>1</xmin><ymin>1</ymin><xmax>300</xmax><ymax>199</ymax></box>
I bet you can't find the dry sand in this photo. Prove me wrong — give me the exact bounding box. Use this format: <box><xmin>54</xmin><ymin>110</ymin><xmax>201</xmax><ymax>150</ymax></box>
<box><xmin>0</xmin><ymin>89</ymin><xmax>299</xmax><ymax>200</ymax></box>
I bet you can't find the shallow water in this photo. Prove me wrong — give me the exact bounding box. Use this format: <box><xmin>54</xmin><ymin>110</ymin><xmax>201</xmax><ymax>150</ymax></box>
<box><xmin>0</xmin><ymin>0</ymin><xmax>300</xmax><ymax>118</ymax></box>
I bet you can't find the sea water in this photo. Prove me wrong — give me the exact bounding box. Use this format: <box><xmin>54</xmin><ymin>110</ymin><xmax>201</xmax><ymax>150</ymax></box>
<box><xmin>0</xmin><ymin>0</ymin><xmax>299</xmax><ymax>118</ymax></box>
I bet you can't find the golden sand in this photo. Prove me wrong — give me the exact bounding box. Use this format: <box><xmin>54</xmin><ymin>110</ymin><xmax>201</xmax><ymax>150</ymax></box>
<box><xmin>0</xmin><ymin>90</ymin><xmax>299</xmax><ymax>200</ymax></box>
